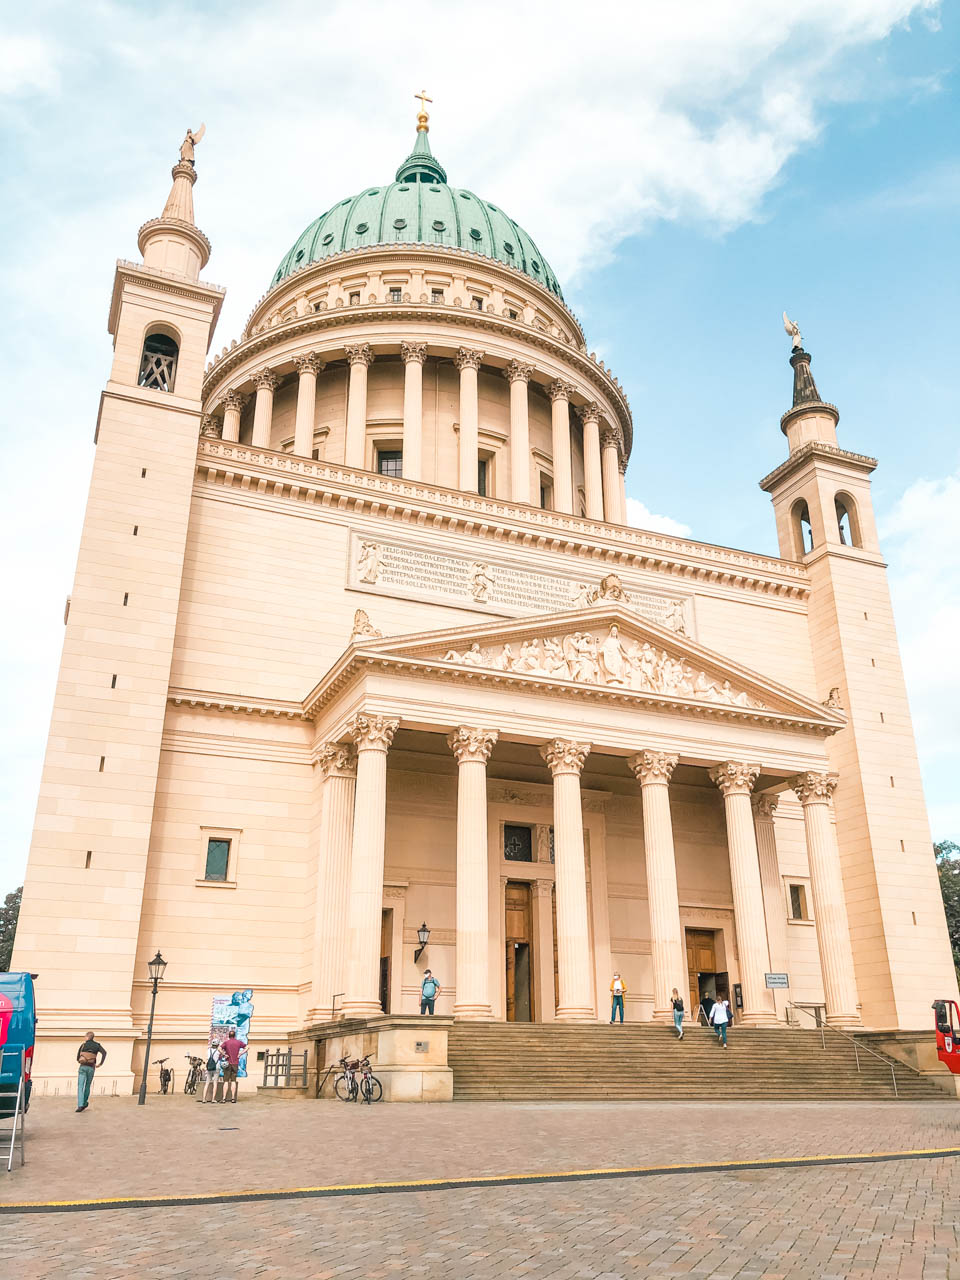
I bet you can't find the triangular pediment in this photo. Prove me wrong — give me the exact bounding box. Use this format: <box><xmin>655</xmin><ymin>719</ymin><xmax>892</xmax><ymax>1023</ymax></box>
<box><xmin>307</xmin><ymin>603</ymin><xmax>844</xmax><ymax>732</ymax></box>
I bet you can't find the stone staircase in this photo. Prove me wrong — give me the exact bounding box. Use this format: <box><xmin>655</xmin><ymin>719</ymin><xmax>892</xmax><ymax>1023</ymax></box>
<box><xmin>448</xmin><ymin>1022</ymin><xmax>950</xmax><ymax>1101</ymax></box>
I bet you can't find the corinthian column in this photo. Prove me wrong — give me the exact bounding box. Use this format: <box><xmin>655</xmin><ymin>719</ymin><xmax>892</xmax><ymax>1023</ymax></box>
<box><xmin>341</xmin><ymin>713</ymin><xmax>399</xmax><ymax>1018</ymax></box>
<box><xmin>600</xmin><ymin>427</ymin><xmax>621</xmax><ymax>523</ymax></box>
<box><xmin>709</xmin><ymin>761</ymin><xmax>777</xmax><ymax>1026</ymax></box>
<box><xmin>448</xmin><ymin>727</ymin><xmax>498</xmax><ymax>1019</ymax></box>
<box><xmin>540</xmin><ymin>739</ymin><xmax>594</xmax><ymax>1020</ymax></box>
<box><xmin>251</xmin><ymin>369</ymin><xmax>279</xmax><ymax>448</ymax></box>
<box><xmin>791</xmin><ymin>772</ymin><xmax>860</xmax><ymax>1027</ymax></box>
<box><xmin>344</xmin><ymin>344</ymin><xmax>374</xmax><ymax>468</ymax></box>
<box><xmin>752</xmin><ymin>795</ymin><xmax>789</xmax><ymax>1021</ymax></box>
<box><xmin>309</xmin><ymin>743</ymin><xmax>357</xmax><ymax>1022</ymax></box>
<box><xmin>503</xmin><ymin>361</ymin><xmax>532</xmax><ymax>505</ymax></box>
<box><xmin>618</xmin><ymin>455</ymin><xmax>628</xmax><ymax>525</ymax></box>
<box><xmin>220</xmin><ymin>389</ymin><xmax>246</xmax><ymax>443</ymax></box>
<box><xmin>293</xmin><ymin>353</ymin><xmax>325</xmax><ymax>457</ymax></box>
<box><xmin>456</xmin><ymin>348</ymin><xmax>483</xmax><ymax>493</ymax></box>
<box><xmin>628</xmin><ymin>751</ymin><xmax>683</xmax><ymax>1021</ymax></box>
<box><xmin>578</xmin><ymin>403</ymin><xmax>604</xmax><ymax>521</ymax></box>
<box><xmin>401</xmin><ymin>342</ymin><xmax>427</xmax><ymax>481</ymax></box>
<box><xmin>548</xmin><ymin>381</ymin><xmax>574</xmax><ymax>514</ymax></box>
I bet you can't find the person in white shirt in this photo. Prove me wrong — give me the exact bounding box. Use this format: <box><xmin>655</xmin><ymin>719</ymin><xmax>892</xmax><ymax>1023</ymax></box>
<box><xmin>609</xmin><ymin>973</ymin><xmax>626</xmax><ymax>1024</ymax></box>
<box><xmin>709</xmin><ymin>996</ymin><xmax>730</xmax><ymax>1047</ymax></box>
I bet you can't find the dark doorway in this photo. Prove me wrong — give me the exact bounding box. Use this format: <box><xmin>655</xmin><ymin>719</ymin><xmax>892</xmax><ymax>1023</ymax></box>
<box><xmin>505</xmin><ymin>882</ymin><xmax>533</xmax><ymax>1022</ymax></box>
<box><xmin>685</xmin><ymin>927</ymin><xmax>730</xmax><ymax>1023</ymax></box>
<box><xmin>379</xmin><ymin>909</ymin><xmax>392</xmax><ymax>1013</ymax></box>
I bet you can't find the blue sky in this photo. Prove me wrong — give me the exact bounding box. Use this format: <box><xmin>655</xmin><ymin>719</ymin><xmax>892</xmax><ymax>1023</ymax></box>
<box><xmin>1</xmin><ymin>1</ymin><xmax>958</xmax><ymax>890</ymax></box>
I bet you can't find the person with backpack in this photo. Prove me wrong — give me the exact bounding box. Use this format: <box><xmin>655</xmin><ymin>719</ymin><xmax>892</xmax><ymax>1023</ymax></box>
<box><xmin>671</xmin><ymin>988</ymin><xmax>685</xmax><ymax>1039</ymax></box>
<box><xmin>200</xmin><ymin>1044</ymin><xmax>221</xmax><ymax>1103</ymax></box>
<box><xmin>420</xmin><ymin>970</ymin><xmax>441</xmax><ymax>1014</ymax></box>
<box><xmin>709</xmin><ymin>996</ymin><xmax>730</xmax><ymax>1047</ymax></box>
<box><xmin>76</xmin><ymin>1031</ymin><xmax>107</xmax><ymax>1112</ymax></box>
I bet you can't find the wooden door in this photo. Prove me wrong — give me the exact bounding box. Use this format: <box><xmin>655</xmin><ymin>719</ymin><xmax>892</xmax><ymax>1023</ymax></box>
<box><xmin>505</xmin><ymin>882</ymin><xmax>533</xmax><ymax>1022</ymax></box>
<box><xmin>685</xmin><ymin>928</ymin><xmax>716</xmax><ymax>1019</ymax></box>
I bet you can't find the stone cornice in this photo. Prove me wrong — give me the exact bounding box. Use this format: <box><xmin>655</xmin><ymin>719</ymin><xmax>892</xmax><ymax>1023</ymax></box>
<box><xmin>759</xmin><ymin>441</ymin><xmax>879</xmax><ymax>492</ymax></box>
<box><xmin>168</xmin><ymin>688</ymin><xmax>308</xmax><ymax>719</ymax></box>
<box><xmin>195</xmin><ymin>438</ymin><xmax>809</xmax><ymax>600</ymax></box>
<box><xmin>202</xmin><ymin>303</ymin><xmax>633</xmax><ymax>453</ymax></box>
<box><xmin>109</xmin><ymin>259</ymin><xmax>226</xmax><ymax>340</ymax></box>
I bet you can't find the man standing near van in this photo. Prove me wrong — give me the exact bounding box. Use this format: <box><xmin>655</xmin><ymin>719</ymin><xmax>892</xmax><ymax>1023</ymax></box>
<box><xmin>76</xmin><ymin>1032</ymin><xmax>106</xmax><ymax>1112</ymax></box>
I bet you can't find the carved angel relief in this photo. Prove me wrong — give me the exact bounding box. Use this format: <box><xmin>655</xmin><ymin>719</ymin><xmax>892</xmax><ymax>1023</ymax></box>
<box><xmin>440</xmin><ymin>625</ymin><xmax>766</xmax><ymax>708</ymax></box>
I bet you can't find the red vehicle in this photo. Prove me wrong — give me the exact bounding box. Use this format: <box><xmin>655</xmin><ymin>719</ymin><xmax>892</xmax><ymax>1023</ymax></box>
<box><xmin>933</xmin><ymin>999</ymin><xmax>960</xmax><ymax>1074</ymax></box>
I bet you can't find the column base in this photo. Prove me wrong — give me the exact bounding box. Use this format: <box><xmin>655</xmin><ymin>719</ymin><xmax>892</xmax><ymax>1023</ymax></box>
<box><xmin>826</xmin><ymin>1013</ymin><xmax>862</xmax><ymax>1030</ymax></box>
<box><xmin>452</xmin><ymin>1005</ymin><xmax>494</xmax><ymax>1020</ymax></box>
<box><xmin>555</xmin><ymin>1006</ymin><xmax>595</xmax><ymax>1022</ymax></box>
<box><xmin>737</xmin><ymin>1009</ymin><xmax>780</xmax><ymax>1028</ymax></box>
<box><xmin>651</xmin><ymin>1008</ymin><xmax>675</xmax><ymax>1024</ymax></box>
<box><xmin>340</xmin><ymin>1001</ymin><xmax>384</xmax><ymax>1019</ymax></box>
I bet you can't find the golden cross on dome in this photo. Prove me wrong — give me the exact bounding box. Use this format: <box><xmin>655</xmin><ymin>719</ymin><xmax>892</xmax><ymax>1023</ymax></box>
<box><xmin>415</xmin><ymin>89</ymin><xmax>432</xmax><ymax>131</ymax></box>
<box><xmin>415</xmin><ymin>89</ymin><xmax>432</xmax><ymax>113</ymax></box>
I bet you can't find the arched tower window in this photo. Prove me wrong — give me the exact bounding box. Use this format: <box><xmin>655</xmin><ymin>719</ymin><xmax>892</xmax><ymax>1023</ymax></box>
<box><xmin>791</xmin><ymin>499</ymin><xmax>813</xmax><ymax>557</ymax></box>
<box><xmin>835</xmin><ymin>494</ymin><xmax>862</xmax><ymax>548</ymax></box>
<box><xmin>138</xmin><ymin>329</ymin><xmax>179</xmax><ymax>392</ymax></box>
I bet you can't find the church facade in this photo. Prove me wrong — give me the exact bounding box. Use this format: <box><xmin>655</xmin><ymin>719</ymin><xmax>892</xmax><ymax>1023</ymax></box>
<box><xmin>14</xmin><ymin>110</ymin><xmax>958</xmax><ymax>1093</ymax></box>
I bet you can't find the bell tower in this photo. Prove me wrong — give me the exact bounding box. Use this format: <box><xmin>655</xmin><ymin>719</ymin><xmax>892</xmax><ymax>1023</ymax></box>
<box><xmin>760</xmin><ymin>333</ymin><xmax>957</xmax><ymax>1029</ymax></box>
<box><xmin>12</xmin><ymin>131</ymin><xmax>224</xmax><ymax>1089</ymax></box>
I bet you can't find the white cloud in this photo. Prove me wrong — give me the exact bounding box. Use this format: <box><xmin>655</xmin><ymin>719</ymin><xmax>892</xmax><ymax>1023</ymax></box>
<box><xmin>0</xmin><ymin>35</ymin><xmax>61</xmax><ymax>95</ymax></box>
<box><xmin>881</xmin><ymin>468</ymin><xmax>960</xmax><ymax>840</ymax></box>
<box><xmin>624</xmin><ymin>498</ymin><xmax>692</xmax><ymax>538</ymax></box>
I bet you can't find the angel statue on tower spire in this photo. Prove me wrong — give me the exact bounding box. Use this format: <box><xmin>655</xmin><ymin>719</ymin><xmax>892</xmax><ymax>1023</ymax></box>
<box><xmin>783</xmin><ymin>311</ymin><xmax>803</xmax><ymax>350</ymax></box>
<box><xmin>179</xmin><ymin>123</ymin><xmax>206</xmax><ymax>166</ymax></box>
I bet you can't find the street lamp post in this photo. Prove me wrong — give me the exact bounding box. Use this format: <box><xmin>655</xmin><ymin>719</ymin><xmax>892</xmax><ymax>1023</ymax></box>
<box><xmin>137</xmin><ymin>950</ymin><xmax>167</xmax><ymax>1105</ymax></box>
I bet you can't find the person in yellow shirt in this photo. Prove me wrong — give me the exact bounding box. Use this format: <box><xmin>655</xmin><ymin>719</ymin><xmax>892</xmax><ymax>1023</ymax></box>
<box><xmin>609</xmin><ymin>973</ymin><xmax>626</xmax><ymax>1023</ymax></box>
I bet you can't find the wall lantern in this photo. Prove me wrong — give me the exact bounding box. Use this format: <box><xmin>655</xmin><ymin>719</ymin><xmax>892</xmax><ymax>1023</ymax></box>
<box><xmin>414</xmin><ymin>922</ymin><xmax>430</xmax><ymax>963</ymax></box>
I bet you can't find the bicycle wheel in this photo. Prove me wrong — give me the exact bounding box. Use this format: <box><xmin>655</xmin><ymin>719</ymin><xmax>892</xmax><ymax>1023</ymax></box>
<box><xmin>366</xmin><ymin>1074</ymin><xmax>383</xmax><ymax>1103</ymax></box>
<box><xmin>334</xmin><ymin>1073</ymin><xmax>352</xmax><ymax>1101</ymax></box>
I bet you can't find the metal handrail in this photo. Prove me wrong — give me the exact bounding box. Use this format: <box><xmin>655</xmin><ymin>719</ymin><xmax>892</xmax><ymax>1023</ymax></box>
<box><xmin>787</xmin><ymin>1002</ymin><xmax>921</xmax><ymax>1098</ymax></box>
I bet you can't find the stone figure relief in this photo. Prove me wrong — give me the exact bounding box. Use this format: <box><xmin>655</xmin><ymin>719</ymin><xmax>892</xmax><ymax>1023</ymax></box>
<box><xmin>439</xmin><ymin>626</ymin><xmax>766</xmax><ymax>707</ymax></box>
<box><xmin>823</xmin><ymin>686</ymin><xmax>844</xmax><ymax>710</ymax></box>
<box><xmin>783</xmin><ymin>311</ymin><xmax>803</xmax><ymax>350</ymax></box>
<box><xmin>350</xmin><ymin>609</ymin><xmax>382</xmax><ymax>643</ymax></box>
<box><xmin>358</xmin><ymin>541</ymin><xmax>381</xmax><ymax>584</ymax></box>
<box><xmin>470</xmin><ymin>562</ymin><xmax>495</xmax><ymax>602</ymax></box>
<box><xmin>578</xmin><ymin>573</ymin><xmax>686</xmax><ymax>632</ymax></box>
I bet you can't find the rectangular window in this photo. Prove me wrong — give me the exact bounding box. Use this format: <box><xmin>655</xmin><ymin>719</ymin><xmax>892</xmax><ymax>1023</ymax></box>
<box><xmin>540</xmin><ymin>477</ymin><xmax>553</xmax><ymax>509</ymax></box>
<box><xmin>349</xmin><ymin>291</ymin><xmax>361</xmax><ymax>304</ymax></box>
<box><xmin>431</xmin><ymin>288</ymin><xmax>444</xmax><ymax>303</ymax></box>
<box><xmin>789</xmin><ymin>883</ymin><xmax>809</xmax><ymax>920</ymax></box>
<box><xmin>377</xmin><ymin>449</ymin><xmax>403</xmax><ymax>478</ymax></box>
<box><xmin>477</xmin><ymin>458</ymin><xmax>488</xmax><ymax>497</ymax></box>
<box><xmin>504</xmin><ymin>824</ymin><xmax>533</xmax><ymax>862</ymax></box>
<box><xmin>471</xmin><ymin>296</ymin><xmax>483</xmax><ymax>311</ymax></box>
<box><xmin>389</xmin><ymin>287</ymin><xmax>402</xmax><ymax>302</ymax></box>
<box><xmin>204</xmin><ymin>838</ymin><xmax>231</xmax><ymax>882</ymax></box>
<box><xmin>507</xmin><ymin>309</ymin><xmax>518</xmax><ymax>320</ymax></box>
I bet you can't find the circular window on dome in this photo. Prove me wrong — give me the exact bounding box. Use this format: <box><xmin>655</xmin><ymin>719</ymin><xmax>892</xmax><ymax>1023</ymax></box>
<box><xmin>432</xmin><ymin>220</ymin><xmax>446</xmax><ymax>232</ymax></box>
<box><xmin>459</xmin><ymin>192</ymin><xmax>471</xmax><ymax>200</ymax></box>
<box><xmin>276</xmin><ymin>270</ymin><xmax>283</xmax><ymax>282</ymax></box>
<box><xmin>294</xmin><ymin>249</ymin><xmax>305</xmax><ymax>262</ymax></box>
<box><xmin>367</xmin><ymin>189</ymin><xmax>380</xmax><ymax>196</ymax></box>
<box><xmin>503</xmin><ymin>241</ymin><xmax>515</xmax><ymax>255</ymax></box>
<box><xmin>397</xmin><ymin>185</ymin><xmax>409</xmax><ymax>193</ymax></box>
<box><xmin>531</xmin><ymin>261</ymin><xmax>541</xmax><ymax>273</ymax></box>
<box><xmin>356</xmin><ymin>222</ymin><xmax>369</xmax><ymax>233</ymax></box>
<box><xmin>321</xmin><ymin>232</ymin><xmax>335</xmax><ymax>246</ymax></box>
<box><xmin>428</xmin><ymin>186</ymin><xmax>441</xmax><ymax>194</ymax></box>
<box><xmin>487</xmin><ymin>204</ymin><xmax>498</xmax><ymax>211</ymax></box>
<box><xmin>393</xmin><ymin>217</ymin><xmax>407</xmax><ymax>230</ymax></box>
<box><xmin>469</xmin><ymin>227</ymin><xmax>482</xmax><ymax>241</ymax></box>
<box><xmin>340</xmin><ymin>198</ymin><xmax>351</xmax><ymax>205</ymax></box>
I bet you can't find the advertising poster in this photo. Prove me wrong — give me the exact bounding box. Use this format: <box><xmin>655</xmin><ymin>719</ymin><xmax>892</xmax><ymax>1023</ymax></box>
<box><xmin>209</xmin><ymin>988</ymin><xmax>254</xmax><ymax>1078</ymax></box>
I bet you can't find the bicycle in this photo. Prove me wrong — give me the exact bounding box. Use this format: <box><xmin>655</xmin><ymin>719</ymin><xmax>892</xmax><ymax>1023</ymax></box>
<box><xmin>334</xmin><ymin>1055</ymin><xmax>382</xmax><ymax>1103</ymax></box>
<box><xmin>153</xmin><ymin>1057</ymin><xmax>173</xmax><ymax>1094</ymax></box>
<box><xmin>183</xmin><ymin>1055</ymin><xmax>205</xmax><ymax>1094</ymax></box>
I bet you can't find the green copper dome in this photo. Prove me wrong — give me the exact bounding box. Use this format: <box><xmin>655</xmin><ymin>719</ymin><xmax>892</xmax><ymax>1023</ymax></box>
<box><xmin>272</xmin><ymin>126</ymin><xmax>563</xmax><ymax>299</ymax></box>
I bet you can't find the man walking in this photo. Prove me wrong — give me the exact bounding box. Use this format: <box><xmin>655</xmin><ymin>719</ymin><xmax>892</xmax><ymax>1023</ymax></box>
<box><xmin>76</xmin><ymin>1032</ymin><xmax>107</xmax><ymax>1112</ymax></box>
<box><xmin>420</xmin><ymin>970</ymin><xmax>440</xmax><ymax>1015</ymax></box>
<box><xmin>709</xmin><ymin>997</ymin><xmax>730</xmax><ymax>1047</ymax></box>
<box><xmin>218</xmin><ymin>1028</ymin><xmax>246</xmax><ymax>1103</ymax></box>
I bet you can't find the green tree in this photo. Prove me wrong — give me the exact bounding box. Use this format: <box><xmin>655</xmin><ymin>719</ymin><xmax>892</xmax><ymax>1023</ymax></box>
<box><xmin>0</xmin><ymin>886</ymin><xmax>22</xmax><ymax>971</ymax></box>
<box><xmin>935</xmin><ymin>841</ymin><xmax>960</xmax><ymax>973</ymax></box>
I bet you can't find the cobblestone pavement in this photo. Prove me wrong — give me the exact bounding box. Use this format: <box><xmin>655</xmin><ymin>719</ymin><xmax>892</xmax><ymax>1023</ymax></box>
<box><xmin>6</xmin><ymin>1097</ymin><xmax>960</xmax><ymax>1278</ymax></box>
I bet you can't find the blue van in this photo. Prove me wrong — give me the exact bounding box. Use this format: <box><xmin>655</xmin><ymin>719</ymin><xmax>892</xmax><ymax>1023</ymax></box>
<box><xmin>0</xmin><ymin>972</ymin><xmax>37</xmax><ymax>1113</ymax></box>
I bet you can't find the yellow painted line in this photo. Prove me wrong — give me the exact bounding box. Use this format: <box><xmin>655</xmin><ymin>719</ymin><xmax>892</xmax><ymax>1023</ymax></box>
<box><xmin>4</xmin><ymin>1145</ymin><xmax>960</xmax><ymax>1213</ymax></box>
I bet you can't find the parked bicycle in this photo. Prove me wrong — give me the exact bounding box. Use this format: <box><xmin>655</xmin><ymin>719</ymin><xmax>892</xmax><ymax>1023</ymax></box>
<box><xmin>183</xmin><ymin>1055</ymin><xmax>205</xmax><ymax>1094</ymax></box>
<box><xmin>154</xmin><ymin>1057</ymin><xmax>173</xmax><ymax>1094</ymax></box>
<box><xmin>334</xmin><ymin>1055</ymin><xmax>382</xmax><ymax>1103</ymax></box>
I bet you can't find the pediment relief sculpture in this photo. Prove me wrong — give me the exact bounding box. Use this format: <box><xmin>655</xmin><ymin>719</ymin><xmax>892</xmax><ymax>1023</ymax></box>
<box><xmin>440</xmin><ymin>623</ymin><xmax>766</xmax><ymax>708</ymax></box>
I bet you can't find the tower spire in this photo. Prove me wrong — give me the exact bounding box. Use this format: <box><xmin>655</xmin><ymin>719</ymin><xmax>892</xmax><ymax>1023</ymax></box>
<box><xmin>137</xmin><ymin>126</ymin><xmax>212</xmax><ymax>281</ymax></box>
<box><xmin>396</xmin><ymin>94</ymin><xmax>447</xmax><ymax>184</ymax></box>
<box><xmin>777</xmin><ymin>316</ymin><xmax>839</xmax><ymax>453</ymax></box>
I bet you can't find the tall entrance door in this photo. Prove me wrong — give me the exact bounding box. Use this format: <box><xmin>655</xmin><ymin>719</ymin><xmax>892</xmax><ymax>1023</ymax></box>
<box><xmin>505</xmin><ymin>882</ymin><xmax>533</xmax><ymax>1022</ymax></box>
<box><xmin>379</xmin><ymin>909</ymin><xmax>392</xmax><ymax>1013</ymax></box>
<box><xmin>685</xmin><ymin>927</ymin><xmax>729</xmax><ymax>1023</ymax></box>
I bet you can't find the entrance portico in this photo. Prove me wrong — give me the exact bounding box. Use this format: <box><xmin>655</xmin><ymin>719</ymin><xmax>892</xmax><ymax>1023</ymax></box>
<box><xmin>304</xmin><ymin>601</ymin><xmax>860</xmax><ymax>1030</ymax></box>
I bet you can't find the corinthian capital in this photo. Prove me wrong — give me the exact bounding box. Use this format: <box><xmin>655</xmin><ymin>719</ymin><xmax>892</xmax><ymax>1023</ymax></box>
<box><xmin>628</xmin><ymin>751</ymin><xmax>678</xmax><ymax>786</ymax></box>
<box><xmin>791</xmin><ymin>771</ymin><xmax>839</xmax><ymax>805</ymax></box>
<box><xmin>294</xmin><ymin>352</ymin><xmax>325</xmax><ymax>377</ymax></box>
<box><xmin>317</xmin><ymin>741</ymin><xmax>358</xmax><ymax>780</ymax></box>
<box><xmin>344</xmin><ymin>343</ymin><xmax>374</xmax><ymax>368</ymax></box>
<box><xmin>548</xmin><ymin>379</ymin><xmax>575</xmax><ymax>403</ymax></box>
<box><xmin>751</xmin><ymin>793</ymin><xmax>779</xmax><ymax>820</ymax></box>
<box><xmin>599</xmin><ymin>426</ymin><xmax>621</xmax><ymax>450</ymax></box>
<box><xmin>221</xmin><ymin>389</ymin><xmax>248</xmax><ymax>413</ymax></box>
<box><xmin>447</xmin><ymin>726</ymin><xmax>499</xmax><ymax>765</ymax></box>
<box><xmin>199</xmin><ymin>414</ymin><xmax>222</xmax><ymax>439</ymax></box>
<box><xmin>455</xmin><ymin>347</ymin><xmax>484</xmax><ymax>372</ymax></box>
<box><xmin>540</xmin><ymin>738</ymin><xmax>591</xmax><ymax>777</ymax></box>
<box><xmin>400</xmin><ymin>341</ymin><xmax>428</xmax><ymax>365</ymax></box>
<box><xmin>502</xmin><ymin>360</ymin><xmax>533</xmax><ymax>385</ymax></box>
<box><xmin>252</xmin><ymin>369</ymin><xmax>279</xmax><ymax>392</ymax></box>
<box><xmin>709</xmin><ymin>761</ymin><xmax>762</xmax><ymax>797</ymax></box>
<box><xmin>577</xmin><ymin>402</ymin><xmax>602</xmax><ymax>427</ymax></box>
<box><xmin>345</xmin><ymin>713</ymin><xmax>399</xmax><ymax>751</ymax></box>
